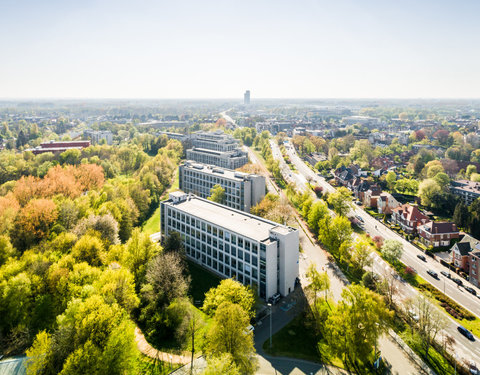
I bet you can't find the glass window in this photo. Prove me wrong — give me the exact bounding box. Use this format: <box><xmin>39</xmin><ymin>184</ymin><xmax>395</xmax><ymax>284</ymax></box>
<box><xmin>213</xmin><ymin>227</ymin><xmax>217</xmax><ymax>236</ymax></box>
<box><xmin>238</xmin><ymin>261</ymin><xmax>243</xmax><ymax>272</ymax></box>
<box><xmin>225</xmin><ymin>232</ymin><xmax>230</xmax><ymax>242</ymax></box>
<box><xmin>245</xmin><ymin>241</ymin><xmax>251</xmax><ymax>251</ymax></box>
<box><xmin>252</xmin><ymin>256</ymin><xmax>258</xmax><ymax>266</ymax></box>
<box><xmin>238</xmin><ymin>249</ymin><xmax>243</xmax><ymax>260</ymax></box>
<box><xmin>219</xmin><ymin>230</ymin><xmax>224</xmax><ymax>239</ymax></box>
<box><xmin>252</xmin><ymin>268</ymin><xmax>258</xmax><ymax>278</ymax></box>
<box><xmin>238</xmin><ymin>237</ymin><xmax>243</xmax><ymax>248</ymax></box>
<box><xmin>231</xmin><ymin>234</ymin><xmax>236</xmax><ymax>244</ymax></box>
<box><xmin>202</xmin><ymin>222</ymin><xmax>206</xmax><ymax>231</ymax></box>
<box><xmin>225</xmin><ymin>244</ymin><xmax>230</xmax><ymax>253</ymax></box>
<box><xmin>231</xmin><ymin>247</ymin><xmax>236</xmax><ymax>256</ymax></box>
<box><xmin>245</xmin><ymin>253</ymin><xmax>250</xmax><ymax>263</ymax></box>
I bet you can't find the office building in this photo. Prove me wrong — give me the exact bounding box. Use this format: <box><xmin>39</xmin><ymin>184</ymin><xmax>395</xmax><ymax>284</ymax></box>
<box><xmin>450</xmin><ymin>180</ymin><xmax>480</xmax><ymax>205</ymax></box>
<box><xmin>83</xmin><ymin>130</ymin><xmax>113</xmax><ymax>145</ymax></box>
<box><xmin>161</xmin><ymin>192</ymin><xmax>299</xmax><ymax>299</ymax></box>
<box><xmin>244</xmin><ymin>90</ymin><xmax>250</xmax><ymax>105</ymax></box>
<box><xmin>179</xmin><ymin>161</ymin><xmax>265</xmax><ymax>212</ymax></box>
<box><xmin>191</xmin><ymin>130</ymin><xmax>239</xmax><ymax>152</ymax></box>
<box><xmin>186</xmin><ymin>148</ymin><xmax>248</xmax><ymax>170</ymax></box>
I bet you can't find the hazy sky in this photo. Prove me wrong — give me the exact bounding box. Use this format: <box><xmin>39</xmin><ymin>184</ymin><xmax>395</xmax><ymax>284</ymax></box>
<box><xmin>1</xmin><ymin>0</ymin><xmax>479</xmax><ymax>99</ymax></box>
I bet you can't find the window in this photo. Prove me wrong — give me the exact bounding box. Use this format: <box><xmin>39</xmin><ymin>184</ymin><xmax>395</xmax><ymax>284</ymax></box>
<box><xmin>231</xmin><ymin>234</ymin><xmax>236</xmax><ymax>244</ymax></box>
<box><xmin>252</xmin><ymin>256</ymin><xmax>257</xmax><ymax>266</ymax></box>
<box><xmin>238</xmin><ymin>249</ymin><xmax>243</xmax><ymax>260</ymax></box>
<box><xmin>231</xmin><ymin>247</ymin><xmax>236</xmax><ymax>256</ymax></box>
<box><xmin>245</xmin><ymin>253</ymin><xmax>250</xmax><ymax>263</ymax></box>
<box><xmin>219</xmin><ymin>230</ymin><xmax>224</xmax><ymax>239</ymax></box>
<box><xmin>238</xmin><ymin>238</ymin><xmax>244</xmax><ymax>248</ymax></box>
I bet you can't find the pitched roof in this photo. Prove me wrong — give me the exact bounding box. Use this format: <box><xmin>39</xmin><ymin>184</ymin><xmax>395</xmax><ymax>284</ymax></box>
<box><xmin>392</xmin><ymin>204</ymin><xmax>429</xmax><ymax>223</ymax></box>
<box><xmin>454</xmin><ymin>242</ymin><xmax>472</xmax><ymax>256</ymax></box>
<box><xmin>421</xmin><ymin>221</ymin><xmax>458</xmax><ymax>234</ymax></box>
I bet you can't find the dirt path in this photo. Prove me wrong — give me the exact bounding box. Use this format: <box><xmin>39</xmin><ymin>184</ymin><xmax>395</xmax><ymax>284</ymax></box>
<box><xmin>134</xmin><ymin>327</ymin><xmax>191</xmax><ymax>365</ymax></box>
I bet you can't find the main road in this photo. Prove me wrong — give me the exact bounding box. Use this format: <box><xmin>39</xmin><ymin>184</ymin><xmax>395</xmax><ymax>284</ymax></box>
<box><xmin>251</xmin><ymin>142</ymin><xmax>437</xmax><ymax>374</ymax></box>
<box><xmin>281</xmin><ymin>139</ymin><xmax>480</xmax><ymax>364</ymax></box>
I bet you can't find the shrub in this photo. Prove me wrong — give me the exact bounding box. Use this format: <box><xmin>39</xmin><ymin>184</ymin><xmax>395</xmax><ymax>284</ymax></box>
<box><xmin>373</xmin><ymin>236</ymin><xmax>384</xmax><ymax>250</ymax></box>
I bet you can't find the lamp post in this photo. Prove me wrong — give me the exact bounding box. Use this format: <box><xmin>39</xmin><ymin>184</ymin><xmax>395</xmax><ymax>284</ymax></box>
<box><xmin>268</xmin><ymin>303</ymin><xmax>273</xmax><ymax>349</ymax></box>
<box><xmin>169</xmin><ymin>355</ymin><xmax>173</xmax><ymax>371</ymax></box>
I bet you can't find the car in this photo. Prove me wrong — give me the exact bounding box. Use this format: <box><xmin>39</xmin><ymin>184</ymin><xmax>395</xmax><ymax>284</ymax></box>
<box><xmin>268</xmin><ymin>292</ymin><xmax>281</xmax><ymax>305</ymax></box>
<box><xmin>440</xmin><ymin>271</ymin><xmax>450</xmax><ymax>278</ymax></box>
<box><xmin>355</xmin><ymin>201</ymin><xmax>362</xmax><ymax>206</ymax></box>
<box><xmin>417</xmin><ymin>254</ymin><xmax>427</xmax><ymax>262</ymax></box>
<box><xmin>355</xmin><ymin>215</ymin><xmax>364</xmax><ymax>223</ymax></box>
<box><xmin>453</xmin><ymin>277</ymin><xmax>463</xmax><ymax>286</ymax></box>
<box><xmin>427</xmin><ymin>270</ymin><xmax>439</xmax><ymax>279</ymax></box>
<box><xmin>465</xmin><ymin>286</ymin><xmax>477</xmax><ymax>296</ymax></box>
<box><xmin>408</xmin><ymin>308</ymin><xmax>419</xmax><ymax>322</ymax></box>
<box><xmin>458</xmin><ymin>326</ymin><xmax>475</xmax><ymax>341</ymax></box>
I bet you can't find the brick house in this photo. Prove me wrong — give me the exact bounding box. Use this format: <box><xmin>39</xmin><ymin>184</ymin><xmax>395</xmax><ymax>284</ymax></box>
<box><xmin>451</xmin><ymin>234</ymin><xmax>480</xmax><ymax>272</ymax></box>
<box><xmin>377</xmin><ymin>192</ymin><xmax>401</xmax><ymax>215</ymax></box>
<box><xmin>469</xmin><ymin>248</ymin><xmax>480</xmax><ymax>287</ymax></box>
<box><xmin>417</xmin><ymin>221</ymin><xmax>460</xmax><ymax>248</ymax></box>
<box><xmin>391</xmin><ymin>204</ymin><xmax>430</xmax><ymax>234</ymax></box>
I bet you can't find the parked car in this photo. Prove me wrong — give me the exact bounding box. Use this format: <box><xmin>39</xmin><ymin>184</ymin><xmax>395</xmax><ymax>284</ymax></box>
<box><xmin>417</xmin><ymin>254</ymin><xmax>426</xmax><ymax>262</ymax></box>
<box><xmin>427</xmin><ymin>270</ymin><xmax>439</xmax><ymax>279</ymax></box>
<box><xmin>453</xmin><ymin>277</ymin><xmax>463</xmax><ymax>286</ymax></box>
<box><xmin>458</xmin><ymin>326</ymin><xmax>475</xmax><ymax>341</ymax></box>
<box><xmin>408</xmin><ymin>308</ymin><xmax>419</xmax><ymax>322</ymax></box>
<box><xmin>440</xmin><ymin>271</ymin><xmax>450</xmax><ymax>278</ymax></box>
<box><xmin>355</xmin><ymin>215</ymin><xmax>364</xmax><ymax>223</ymax></box>
<box><xmin>465</xmin><ymin>286</ymin><xmax>477</xmax><ymax>296</ymax></box>
<box><xmin>268</xmin><ymin>292</ymin><xmax>281</xmax><ymax>305</ymax></box>
<box><xmin>355</xmin><ymin>201</ymin><xmax>362</xmax><ymax>206</ymax></box>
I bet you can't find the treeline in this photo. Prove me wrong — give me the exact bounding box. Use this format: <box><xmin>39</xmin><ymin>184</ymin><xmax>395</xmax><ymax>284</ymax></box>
<box><xmin>0</xmin><ymin>138</ymin><xmax>182</xmax><ymax>372</ymax></box>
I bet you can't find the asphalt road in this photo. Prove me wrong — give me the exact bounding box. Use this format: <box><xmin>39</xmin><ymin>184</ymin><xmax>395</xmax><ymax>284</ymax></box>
<box><xmin>281</xmin><ymin>140</ymin><xmax>480</xmax><ymax>364</ymax></box>
<box><xmin>252</xmin><ymin>142</ymin><xmax>434</xmax><ymax>374</ymax></box>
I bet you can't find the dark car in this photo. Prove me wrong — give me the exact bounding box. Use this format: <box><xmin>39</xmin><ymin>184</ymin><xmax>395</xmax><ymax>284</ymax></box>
<box><xmin>465</xmin><ymin>286</ymin><xmax>477</xmax><ymax>296</ymax></box>
<box><xmin>427</xmin><ymin>270</ymin><xmax>439</xmax><ymax>279</ymax></box>
<box><xmin>417</xmin><ymin>254</ymin><xmax>427</xmax><ymax>262</ymax></box>
<box><xmin>458</xmin><ymin>326</ymin><xmax>475</xmax><ymax>341</ymax></box>
<box><xmin>440</xmin><ymin>271</ymin><xmax>450</xmax><ymax>278</ymax></box>
<box><xmin>453</xmin><ymin>277</ymin><xmax>463</xmax><ymax>286</ymax></box>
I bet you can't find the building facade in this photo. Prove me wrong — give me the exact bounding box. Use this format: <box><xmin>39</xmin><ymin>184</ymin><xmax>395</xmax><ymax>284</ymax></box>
<box><xmin>179</xmin><ymin>161</ymin><xmax>265</xmax><ymax>212</ymax></box>
<box><xmin>244</xmin><ymin>90</ymin><xmax>250</xmax><ymax>105</ymax></box>
<box><xmin>160</xmin><ymin>192</ymin><xmax>299</xmax><ymax>299</ymax></box>
<box><xmin>191</xmin><ymin>130</ymin><xmax>240</xmax><ymax>152</ymax></box>
<box><xmin>450</xmin><ymin>180</ymin><xmax>480</xmax><ymax>206</ymax></box>
<box><xmin>417</xmin><ymin>221</ymin><xmax>459</xmax><ymax>248</ymax></box>
<box><xmin>83</xmin><ymin>130</ymin><xmax>113</xmax><ymax>145</ymax></box>
<box><xmin>186</xmin><ymin>148</ymin><xmax>248</xmax><ymax>169</ymax></box>
<box><xmin>391</xmin><ymin>204</ymin><xmax>430</xmax><ymax>234</ymax></box>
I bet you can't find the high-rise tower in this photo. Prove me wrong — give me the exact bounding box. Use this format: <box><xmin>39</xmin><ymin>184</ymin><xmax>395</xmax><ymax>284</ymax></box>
<box><xmin>244</xmin><ymin>90</ymin><xmax>250</xmax><ymax>105</ymax></box>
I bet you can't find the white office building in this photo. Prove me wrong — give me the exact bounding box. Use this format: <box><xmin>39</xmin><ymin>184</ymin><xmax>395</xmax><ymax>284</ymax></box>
<box><xmin>161</xmin><ymin>192</ymin><xmax>299</xmax><ymax>299</ymax></box>
<box><xmin>191</xmin><ymin>130</ymin><xmax>239</xmax><ymax>152</ymax></box>
<box><xmin>179</xmin><ymin>161</ymin><xmax>265</xmax><ymax>212</ymax></box>
<box><xmin>83</xmin><ymin>130</ymin><xmax>113</xmax><ymax>145</ymax></box>
<box><xmin>186</xmin><ymin>148</ymin><xmax>248</xmax><ymax>169</ymax></box>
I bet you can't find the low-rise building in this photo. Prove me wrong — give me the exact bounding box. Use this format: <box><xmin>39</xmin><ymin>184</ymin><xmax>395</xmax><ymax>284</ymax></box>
<box><xmin>391</xmin><ymin>204</ymin><xmax>430</xmax><ymax>234</ymax></box>
<box><xmin>450</xmin><ymin>180</ymin><xmax>480</xmax><ymax>206</ymax></box>
<box><xmin>418</xmin><ymin>221</ymin><xmax>459</xmax><ymax>248</ymax></box>
<box><xmin>27</xmin><ymin>140</ymin><xmax>91</xmax><ymax>155</ymax></box>
<box><xmin>83</xmin><ymin>130</ymin><xmax>113</xmax><ymax>145</ymax></box>
<box><xmin>377</xmin><ymin>192</ymin><xmax>401</xmax><ymax>214</ymax></box>
<box><xmin>160</xmin><ymin>192</ymin><xmax>299</xmax><ymax>299</ymax></box>
<box><xmin>179</xmin><ymin>161</ymin><xmax>265</xmax><ymax>212</ymax></box>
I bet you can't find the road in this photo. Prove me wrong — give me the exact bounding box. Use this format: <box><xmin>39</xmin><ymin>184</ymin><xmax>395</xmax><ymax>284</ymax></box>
<box><xmin>250</xmin><ymin>143</ymin><xmax>434</xmax><ymax>375</ymax></box>
<box><xmin>282</xmin><ymin>140</ymin><xmax>480</xmax><ymax>364</ymax></box>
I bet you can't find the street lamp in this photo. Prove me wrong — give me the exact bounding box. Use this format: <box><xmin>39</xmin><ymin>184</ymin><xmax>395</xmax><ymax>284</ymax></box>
<box><xmin>268</xmin><ymin>303</ymin><xmax>273</xmax><ymax>349</ymax></box>
<box><xmin>169</xmin><ymin>355</ymin><xmax>173</xmax><ymax>371</ymax></box>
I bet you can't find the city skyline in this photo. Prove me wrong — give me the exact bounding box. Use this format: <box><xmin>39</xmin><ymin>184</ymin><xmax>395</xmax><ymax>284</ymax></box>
<box><xmin>1</xmin><ymin>0</ymin><xmax>480</xmax><ymax>99</ymax></box>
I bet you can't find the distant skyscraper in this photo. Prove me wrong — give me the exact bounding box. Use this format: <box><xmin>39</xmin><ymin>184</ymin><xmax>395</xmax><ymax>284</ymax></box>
<box><xmin>244</xmin><ymin>90</ymin><xmax>250</xmax><ymax>105</ymax></box>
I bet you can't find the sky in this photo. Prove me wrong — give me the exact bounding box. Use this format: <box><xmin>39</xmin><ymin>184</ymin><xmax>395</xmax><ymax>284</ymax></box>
<box><xmin>1</xmin><ymin>0</ymin><xmax>479</xmax><ymax>99</ymax></box>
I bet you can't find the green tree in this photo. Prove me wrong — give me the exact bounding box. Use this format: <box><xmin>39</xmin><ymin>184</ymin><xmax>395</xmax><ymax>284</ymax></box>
<box><xmin>351</xmin><ymin>239</ymin><xmax>373</xmax><ymax>272</ymax></box>
<box><xmin>466</xmin><ymin>165</ymin><xmax>477</xmax><ymax>179</ymax></box>
<box><xmin>202</xmin><ymin>279</ymin><xmax>256</xmax><ymax>319</ymax></box>
<box><xmin>307</xmin><ymin>200</ymin><xmax>328</xmax><ymax>234</ymax></box>
<box><xmin>306</xmin><ymin>263</ymin><xmax>330</xmax><ymax>303</ymax></box>
<box><xmin>163</xmin><ymin>231</ymin><xmax>185</xmax><ymax>254</ymax></box>
<box><xmin>205</xmin><ymin>302</ymin><xmax>258</xmax><ymax>375</ymax></box>
<box><xmin>433</xmin><ymin>172</ymin><xmax>449</xmax><ymax>188</ymax></box>
<box><xmin>202</xmin><ymin>353</ymin><xmax>240</xmax><ymax>375</ymax></box>
<box><xmin>453</xmin><ymin>201</ymin><xmax>469</xmax><ymax>229</ymax></box>
<box><xmin>125</xmin><ymin>227</ymin><xmax>160</xmax><ymax>285</ymax></box>
<box><xmin>325</xmin><ymin>284</ymin><xmax>392</xmax><ymax>367</ymax></box>
<box><xmin>385</xmin><ymin>171</ymin><xmax>397</xmax><ymax>191</ymax></box>
<box><xmin>208</xmin><ymin>184</ymin><xmax>226</xmax><ymax>204</ymax></box>
<box><xmin>381</xmin><ymin>239</ymin><xmax>403</xmax><ymax>263</ymax></box>
<box><xmin>318</xmin><ymin>215</ymin><xmax>352</xmax><ymax>254</ymax></box>
<box><xmin>327</xmin><ymin>187</ymin><xmax>352</xmax><ymax>217</ymax></box>
<box><xmin>418</xmin><ymin>179</ymin><xmax>442</xmax><ymax>207</ymax></box>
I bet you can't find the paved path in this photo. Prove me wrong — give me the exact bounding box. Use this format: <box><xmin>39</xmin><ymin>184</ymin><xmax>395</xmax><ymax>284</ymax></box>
<box><xmin>134</xmin><ymin>327</ymin><xmax>190</xmax><ymax>365</ymax></box>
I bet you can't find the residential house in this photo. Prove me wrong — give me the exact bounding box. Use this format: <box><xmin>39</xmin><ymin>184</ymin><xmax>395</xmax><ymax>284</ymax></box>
<box><xmin>469</xmin><ymin>247</ymin><xmax>480</xmax><ymax>287</ymax></box>
<box><xmin>377</xmin><ymin>192</ymin><xmax>401</xmax><ymax>214</ymax></box>
<box><xmin>451</xmin><ymin>234</ymin><xmax>480</xmax><ymax>272</ymax></box>
<box><xmin>418</xmin><ymin>222</ymin><xmax>460</xmax><ymax>248</ymax></box>
<box><xmin>363</xmin><ymin>185</ymin><xmax>382</xmax><ymax>208</ymax></box>
<box><xmin>391</xmin><ymin>204</ymin><xmax>430</xmax><ymax>234</ymax></box>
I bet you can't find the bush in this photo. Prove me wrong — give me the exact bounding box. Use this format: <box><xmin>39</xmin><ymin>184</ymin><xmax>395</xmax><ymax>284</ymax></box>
<box><xmin>420</xmin><ymin>284</ymin><xmax>475</xmax><ymax>321</ymax></box>
<box><xmin>373</xmin><ymin>236</ymin><xmax>384</xmax><ymax>250</ymax></box>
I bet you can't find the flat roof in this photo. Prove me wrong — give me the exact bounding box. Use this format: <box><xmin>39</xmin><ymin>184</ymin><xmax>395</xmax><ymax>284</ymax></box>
<box><xmin>165</xmin><ymin>195</ymin><xmax>295</xmax><ymax>241</ymax></box>
<box><xmin>182</xmin><ymin>161</ymin><xmax>259</xmax><ymax>181</ymax></box>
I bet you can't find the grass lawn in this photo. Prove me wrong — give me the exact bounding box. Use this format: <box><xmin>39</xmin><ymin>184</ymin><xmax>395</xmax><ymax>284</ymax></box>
<box><xmin>186</xmin><ymin>260</ymin><xmax>222</xmax><ymax>305</ymax></box>
<box><xmin>142</xmin><ymin>205</ymin><xmax>161</xmax><ymax>235</ymax></box>
<box><xmin>262</xmin><ymin>314</ymin><xmax>344</xmax><ymax>369</ymax></box>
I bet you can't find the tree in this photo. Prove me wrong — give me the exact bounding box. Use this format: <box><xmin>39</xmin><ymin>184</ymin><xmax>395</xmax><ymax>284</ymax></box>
<box><xmin>381</xmin><ymin>239</ymin><xmax>403</xmax><ymax>263</ymax></box>
<box><xmin>142</xmin><ymin>251</ymin><xmax>190</xmax><ymax>309</ymax></box>
<box><xmin>327</xmin><ymin>187</ymin><xmax>352</xmax><ymax>217</ymax></box>
<box><xmin>385</xmin><ymin>171</ymin><xmax>397</xmax><ymax>191</ymax></box>
<box><xmin>125</xmin><ymin>228</ymin><xmax>160</xmax><ymax>285</ymax></box>
<box><xmin>466</xmin><ymin>165</ymin><xmax>477</xmax><ymax>179</ymax></box>
<box><xmin>325</xmin><ymin>284</ymin><xmax>392</xmax><ymax>368</ymax></box>
<box><xmin>378</xmin><ymin>271</ymin><xmax>399</xmax><ymax>308</ymax></box>
<box><xmin>205</xmin><ymin>302</ymin><xmax>258</xmax><ymax>375</ymax></box>
<box><xmin>74</xmin><ymin>214</ymin><xmax>120</xmax><ymax>246</ymax></box>
<box><xmin>433</xmin><ymin>172</ymin><xmax>449</xmax><ymax>188</ymax></box>
<box><xmin>0</xmin><ymin>235</ymin><xmax>16</xmax><ymax>266</ymax></box>
<box><xmin>203</xmin><ymin>279</ymin><xmax>256</xmax><ymax>319</ymax></box>
<box><xmin>412</xmin><ymin>295</ymin><xmax>448</xmax><ymax>360</ymax></box>
<box><xmin>208</xmin><ymin>184</ymin><xmax>226</xmax><ymax>204</ymax></box>
<box><xmin>202</xmin><ymin>353</ymin><xmax>240</xmax><ymax>375</ymax></box>
<box><xmin>307</xmin><ymin>200</ymin><xmax>328</xmax><ymax>234</ymax></box>
<box><xmin>306</xmin><ymin>263</ymin><xmax>330</xmax><ymax>304</ymax></box>
<box><xmin>418</xmin><ymin>179</ymin><xmax>442</xmax><ymax>207</ymax></box>
<box><xmin>351</xmin><ymin>239</ymin><xmax>373</xmax><ymax>272</ymax></box>
<box><xmin>163</xmin><ymin>231</ymin><xmax>185</xmax><ymax>254</ymax></box>
<box><xmin>71</xmin><ymin>234</ymin><xmax>104</xmax><ymax>267</ymax></box>
<box><xmin>318</xmin><ymin>215</ymin><xmax>352</xmax><ymax>254</ymax></box>
<box><xmin>453</xmin><ymin>202</ymin><xmax>469</xmax><ymax>229</ymax></box>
